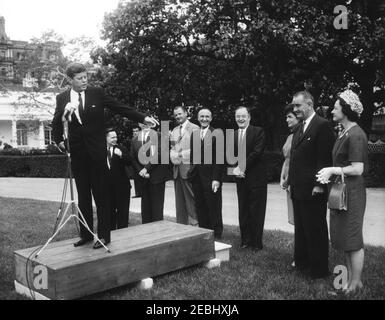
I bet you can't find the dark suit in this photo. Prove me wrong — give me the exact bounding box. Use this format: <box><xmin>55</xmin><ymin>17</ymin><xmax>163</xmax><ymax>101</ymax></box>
<box><xmin>235</xmin><ymin>125</ymin><xmax>267</xmax><ymax>249</ymax></box>
<box><xmin>52</xmin><ymin>86</ymin><xmax>146</xmax><ymax>243</ymax></box>
<box><xmin>189</xmin><ymin>127</ymin><xmax>224</xmax><ymax>238</ymax></box>
<box><xmin>288</xmin><ymin>113</ymin><xmax>335</xmax><ymax>278</ymax></box>
<box><xmin>106</xmin><ymin>144</ymin><xmax>131</xmax><ymax>230</ymax></box>
<box><xmin>130</xmin><ymin>129</ymin><xmax>171</xmax><ymax>223</ymax></box>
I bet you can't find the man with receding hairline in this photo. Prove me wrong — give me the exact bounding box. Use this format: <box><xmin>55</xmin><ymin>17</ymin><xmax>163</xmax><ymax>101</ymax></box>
<box><xmin>189</xmin><ymin>108</ymin><xmax>224</xmax><ymax>239</ymax></box>
<box><xmin>289</xmin><ymin>90</ymin><xmax>335</xmax><ymax>279</ymax></box>
<box><xmin>233</xmin><ymin>106</ymin><xmax>267</xmax><ymax>252</ymax></box>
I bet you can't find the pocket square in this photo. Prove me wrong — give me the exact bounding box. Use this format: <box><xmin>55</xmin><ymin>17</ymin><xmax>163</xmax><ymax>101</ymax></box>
<box><xmin>307</xmin><ymin>137</ymin><xmax>311</xmax><ymax>141</ymax></box>
<box><xmin>90</xmin><ymin>105</ymin><xmax>96</xmax><ymax>108</ymax></box>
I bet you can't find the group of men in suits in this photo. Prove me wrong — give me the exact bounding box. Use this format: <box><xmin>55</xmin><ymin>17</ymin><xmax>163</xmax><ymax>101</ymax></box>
<box><xmin>52</xmin><ymin>60</ymin><xmax>269</xmax><ymax>252</ymax></box>
<box><xmin>169</xmin><ymin>105</ymin><xmax>268</xmax><ymax>246</ymax></box>
<box><xmin>53</xmin><ymin>62</ymin><xmax>333</xmax><ymax>280</ymax></box>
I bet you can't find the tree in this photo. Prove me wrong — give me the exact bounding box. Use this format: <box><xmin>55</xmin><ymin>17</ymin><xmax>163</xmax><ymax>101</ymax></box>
<box><xmin>1</xmin><ymin>30</ymin><xmax>103</xmax><ymax>140</ymax></box>
<box><xmin>93</xmin><ymin>0</ymin><xmax>384</xmax><ymax>149</ymax></box>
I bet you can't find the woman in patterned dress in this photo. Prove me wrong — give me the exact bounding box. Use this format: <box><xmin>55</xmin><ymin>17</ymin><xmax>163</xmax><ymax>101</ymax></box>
<box><xmin>317</xmin><ymin>90</ymin><xmax>368</xmax><ymax>295</ymax></box>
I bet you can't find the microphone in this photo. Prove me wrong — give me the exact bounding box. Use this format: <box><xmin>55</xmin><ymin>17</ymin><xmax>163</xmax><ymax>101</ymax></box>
<box><xmin>62</xmin><ymin>102</ymin><xmax>76</xmax><ymax>123</ymax></box>
<box><xmin>63</xmin><ymin>120</ymin><xmax>69</xmax><ymax>140</ymax></box>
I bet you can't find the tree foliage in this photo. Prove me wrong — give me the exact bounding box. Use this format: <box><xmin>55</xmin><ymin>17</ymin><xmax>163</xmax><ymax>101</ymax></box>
<box><xmin>91</xmin><ymin>0</ymin><xmax>383</xmax><ymax>148</ymax></box>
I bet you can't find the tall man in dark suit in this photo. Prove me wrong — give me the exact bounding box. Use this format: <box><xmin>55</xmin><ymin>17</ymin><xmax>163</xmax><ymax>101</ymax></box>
<box><xmin>189</xmin><ymin>109</ymin><xmax>224</xmax><ymax>239</ymax></box>
<box><xmin>105</xmin><ymin>128</ymin><xmax>131</xmax><ymax>230</ymax></box>
<box><xmin>52</xmin><ymin>63</ymin><xmax>158</xmax><ymax>249</ymax></box>
<box><xmin>130</xmin><ymin>123</ymin><xmax>171</xmax><ymax>223</ymax></box>
<box><xmin>232</xmin><ymin>107</ymin><xmax>267</xmax><ymax>251</ymax></box>
<box><xmin>288</xmin><ymin>91</ymin><xmax>335</xmax><ymax>279</ymax></box>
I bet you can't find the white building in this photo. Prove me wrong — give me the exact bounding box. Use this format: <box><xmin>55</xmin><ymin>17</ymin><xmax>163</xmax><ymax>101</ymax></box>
<box><xmin>0</xmin><ymin>90</ymin><xmax>56</xmax><ymax>149</ymax></box>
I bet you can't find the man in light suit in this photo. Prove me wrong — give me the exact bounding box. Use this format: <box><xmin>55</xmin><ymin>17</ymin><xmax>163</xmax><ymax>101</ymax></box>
<box><xmin>105</xmin><ymin>128</ymin><xmax>131</xmax><ymax>230</ymax></box>
<box><xmin>170</xmin><ymin>106</ymin><xmax>199</xmax><ymax>225</ymax></box>
<box><xmin>130</xmin><ymin>123</ymin><xmax>171</xmax><ymax>223</ymax></box>
<box><xmin>189</xmin><ymin>108</ymin><xmax>224</xmax><ymax>239</ymax></box>
<box><xmin>52</xmin><ymin>62</ymin><xmax>158</xmax><ymax>249</ymax></box>
<box><xmin>232</xmin><ymin>106</ymin><xmax>267</xmax><ymax>252</ymax></box>
<box><xmin>288</xmin><ymin>91</ymin><xmax>335</xmax><ymax>279</ymax></box>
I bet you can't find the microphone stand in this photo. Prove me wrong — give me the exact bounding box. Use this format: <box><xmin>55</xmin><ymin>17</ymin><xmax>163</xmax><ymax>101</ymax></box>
<box><xmin>35</xmin><ymin>115</ymin><xmax>110</xmax><ymax>258</ymax></box>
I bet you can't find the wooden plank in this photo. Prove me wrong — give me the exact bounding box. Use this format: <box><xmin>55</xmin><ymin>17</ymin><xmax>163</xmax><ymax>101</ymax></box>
<box><xmin>14</xmin><ymin>221</ymin><xmax>215</xmax><ymax>300</ymax></box>
<box><xmin>55</xmin><ymin>234</ymin><xmax>214</xmax><ymax>299</ymax></box>
<box><xmin>51</xmin><ymin>227</ymin><xmax>211</xmax><ymax>269</ymax></box>
<box><xmin>18</xmin><ymin>223</ymin><xmax>207</xmax><ymax>268</ymax></box>
<box><xmin>14</xmin><ymin>281</ymin><xmax>50</xmax><ymax>300</ymax></box>
<box><xmin>15</xmin><ymin>221</ymin><xmax>189</xmax><ymax>263</ymax></box>
<box><xmin>14</xmin><ymin>253</ymin><xmax>57</xmax><ymax>299</ymax></box>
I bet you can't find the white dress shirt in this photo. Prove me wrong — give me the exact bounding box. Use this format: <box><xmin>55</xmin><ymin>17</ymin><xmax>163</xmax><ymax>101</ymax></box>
<box><xmin>200</xmin><ymin>126</ymin><xmax>209</xmax><ymax>140</ymax></box>
<box><xmin>70</xmin><ymin>89</ymin><xmax>85</xmax><ymax>125</ymax></box>
<box><xmin>140</xmin><ymin>130</ymin><xmax>150</xmax><ymax>144</ymax></box>
<box><xmin>303</xmin><ymin>112</ymin><xmax>316</xmax><ymax>133</ymax></box>
<box><xmin>180</xmin><ymin>120</ymin><xmax>190</xmax><ymax>136</ymax></box>
<box><xmin>107</xmin><ymin>146</ymin><xmax>114</xmax><ymax>169</ymax></box>
<box><xmin>238</xmin><ymin>125</ymin><xmax>248</xmax><ymax>143</ymax></box>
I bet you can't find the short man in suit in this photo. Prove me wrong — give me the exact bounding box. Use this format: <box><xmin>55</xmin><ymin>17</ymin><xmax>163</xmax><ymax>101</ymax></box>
<box><xmin>288</xmin><ymin>91</ymin><xmax>335</xmax><ymax>279</ymax></box>
<box><xmin>170</xmin><ymin>106</ymin><xmax>199</xmax><ymax>225</ymax></box>
<box><xmin>105</xmin><ymin>128</ymin><xmax>131</xmax><ymax>230</ymax></box>
<box><xmin>232</xmin><ymin>106</ymin><xmax>267</xmax><ymax>251</ymax></box>
<box><xmin>131</xmin><ymin>125</ymin><xmax>143</xmax><ymax>198</ymax></box>
<box><xmin>52</xmin><ymin>62</ymin><xmax>158</xmax><ymax>249</ymax></box>
<box><xmin>189</xmin><ymin>108</ymin><xmax>224</xmax><ymax>239</ymax></box>
<box><xmin>131</xmin><ymin>123</ymin><xmax>170</xmax><ymax>223</ymax></box>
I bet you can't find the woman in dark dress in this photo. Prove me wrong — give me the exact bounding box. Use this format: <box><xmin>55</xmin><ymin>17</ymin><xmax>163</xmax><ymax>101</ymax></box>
<box><xmin>316</xmin><ymin>90</ymin><xmax>367</xmax><ymax>295</ymax></box>
<box><xmin>280</xmin><ymin>104</ymin><xmax>300</xmax><ymax>225</ymax></box>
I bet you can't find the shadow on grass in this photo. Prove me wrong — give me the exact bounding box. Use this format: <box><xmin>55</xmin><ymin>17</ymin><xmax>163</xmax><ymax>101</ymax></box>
<box><xmin>1</xmin><ymin>197</ymin><xmax>384</xmax><ymax>300</ymax></box>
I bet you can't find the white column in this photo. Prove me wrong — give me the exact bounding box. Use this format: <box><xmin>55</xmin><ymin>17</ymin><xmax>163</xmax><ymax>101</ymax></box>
<box><xmin>38</xmin><ymin>121</ymin><xmax>45</xmax><ymax>148</ymax></box>
<box><xmin>11</xmin><ymin>119</ymin><xmax>17</xmax><ymax>147</ymax></box>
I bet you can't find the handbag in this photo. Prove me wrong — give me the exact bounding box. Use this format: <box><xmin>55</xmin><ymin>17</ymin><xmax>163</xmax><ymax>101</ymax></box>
<box><xmin>328</xmin><ymin>168</ymin><xmax>347</xmax><ymax>211</ymax></box>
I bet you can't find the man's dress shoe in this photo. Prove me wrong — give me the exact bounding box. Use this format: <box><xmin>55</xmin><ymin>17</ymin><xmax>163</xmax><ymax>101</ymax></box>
<box><xmin>93</xmin><ymin>239</ymin><xmax>110</xmax><ymax>249</ymax></box>
<box><xmin>73</xmin><ymin>238</ymin><xmax>92</xmax><ymax>247</ymax></box>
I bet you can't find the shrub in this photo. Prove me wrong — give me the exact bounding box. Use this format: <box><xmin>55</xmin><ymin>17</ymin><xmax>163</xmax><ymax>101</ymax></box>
<box><xmin>0</xmin><ymin>155</ymin><xmax>67</xmax><ymax>178</ymax></box>
<box><xmin>0</xmin><ymin>150</ymin><xmax>383</xmax><ymax>188</ymax></box>
<box><xmin>366</xmin><ymin>152</ymin><xmax>385</xmax><ymax>188</ymax></box>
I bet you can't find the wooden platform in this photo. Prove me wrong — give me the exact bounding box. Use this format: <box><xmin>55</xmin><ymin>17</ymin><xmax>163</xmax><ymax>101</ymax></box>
<box><xmin>14</xmin><ymin>221</ymin><xmax>215</xmax><ymax>300</ymax></box>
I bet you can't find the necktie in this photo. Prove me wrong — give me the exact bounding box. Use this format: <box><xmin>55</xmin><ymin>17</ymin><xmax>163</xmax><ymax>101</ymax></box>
<box><xmin>107</xmin><ymin>147</ymin><xmax>112</xmax><ymax>169</ymax></box>
<box><xmin>200</xmin><ymin>129</ymin><xmax>205</xmax><ymax>140</ymax></box>
<box><xmin>78</xmin><ymin>92</ymin><xmax>84</xmax><ymax>120</ymax></box>
<box><xmin>238</xmin><ymin>129</ymin><xmax>244</xmax><ymax>146</ymax></box>
<box><xmin>178</xmin><ymin>125</ymin><xmax>183</xmax><ymax>143</ymax></box>
<box><xmin>299</xmin><ymin>122</ymin><xmax>305</xmax><ymax>137</ymax></box>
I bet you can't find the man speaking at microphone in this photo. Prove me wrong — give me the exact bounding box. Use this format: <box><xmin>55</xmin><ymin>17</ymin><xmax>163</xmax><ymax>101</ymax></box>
<box><xmin>52</xmin><ymin>63</ymin><xmax>158</xmax><ymax>249</ymax></box>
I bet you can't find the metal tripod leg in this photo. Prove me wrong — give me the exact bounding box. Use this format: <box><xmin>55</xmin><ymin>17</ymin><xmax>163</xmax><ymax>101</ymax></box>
<box><xmin>35</xmin><ymin>201</ymin><xmax>110</xmax><ymax>258</ymax></box>
<box><xmin>35</xmin><ymin>119</ymin><xmax>111</xmax><ymax>259</ymax></box>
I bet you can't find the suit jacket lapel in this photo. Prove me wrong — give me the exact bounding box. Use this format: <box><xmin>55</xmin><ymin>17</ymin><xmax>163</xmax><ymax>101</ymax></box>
<box><xmin>180</xmin><ymin>121</ymin><xmax>190</xmax><ymax>140</ymax></box>
<box><xmin>295</xmin><ymin>115</ymin><xmax>317</xmax><ymax>147</ymax></box>
<box><xmin>84</xmin><ymin>88</ymin><xmax>91</xmax><ymax>112</ymax></box>
<box><xmin>63</xmin><ymin>89</ymin><xmax>71</xmax><ymax>104</ymax></box>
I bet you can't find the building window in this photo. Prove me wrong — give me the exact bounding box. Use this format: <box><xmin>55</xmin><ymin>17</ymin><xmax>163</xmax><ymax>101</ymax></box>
<box><xmin>1</xmin><ymin>68</ymin><xmax>6</xmax><ymax>77</ymax></box>
<box><xmin>17</xmin><ymin>123</ymin><xmax>28</xmax><ymax>146</ymax></box>
<box><xmin>44</xmin><ymin>125</ymin><xmax>52</xmax><ymax>145</ymax></box>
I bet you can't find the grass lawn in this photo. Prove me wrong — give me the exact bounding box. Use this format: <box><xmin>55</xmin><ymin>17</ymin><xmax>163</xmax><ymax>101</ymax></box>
<box><xmin>1</xmin><ymin>196</ymin><xmax>384</xmax><ymax>300</ymax></box>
